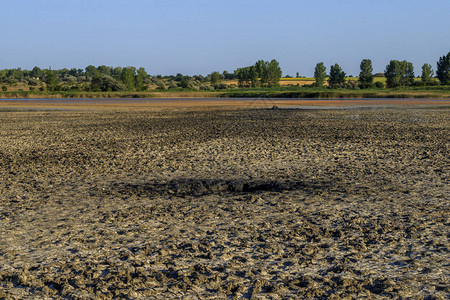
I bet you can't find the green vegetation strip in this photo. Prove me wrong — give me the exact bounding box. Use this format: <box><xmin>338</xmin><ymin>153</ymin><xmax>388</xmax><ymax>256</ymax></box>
<box><xmin>1</xmin><ymin>86</ymin><xmax>449</xmax><ymax>99</ymax></box>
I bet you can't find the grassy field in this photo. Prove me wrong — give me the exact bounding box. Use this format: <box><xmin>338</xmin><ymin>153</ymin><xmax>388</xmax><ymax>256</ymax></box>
<box><xmin>219</xmin><ymin>85</ymin><xmax>450</xmax><ymax>99</ymax></box>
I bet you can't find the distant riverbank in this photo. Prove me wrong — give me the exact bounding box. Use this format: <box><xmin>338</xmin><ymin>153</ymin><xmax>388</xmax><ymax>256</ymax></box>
<box><xmin>1</xmin><ymin>86</ymin><xmax>449</xmax><ymax>99</ymax></box>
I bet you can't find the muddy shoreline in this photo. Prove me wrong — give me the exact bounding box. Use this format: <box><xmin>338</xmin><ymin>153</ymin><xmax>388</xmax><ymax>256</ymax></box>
<box><xmin>0</xmin><ymin>105</ymin><xmax>449</xmax><ymax>299</ymax></box>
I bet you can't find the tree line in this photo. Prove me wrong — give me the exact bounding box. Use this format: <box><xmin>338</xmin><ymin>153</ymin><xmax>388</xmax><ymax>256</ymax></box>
<box><xmin>0</xmin><ymin>64</ymin><xmax>242</xmax><ymax>92</ymax></box>
<box><xmin>0</xmin><ymin>52</ymin><xmax>449</xmax><ymax>92</ymax></box>
<box><xmin>313</xmin><ymin>51</ymin><xmax>450</xmax><ymax>89</ymax></box>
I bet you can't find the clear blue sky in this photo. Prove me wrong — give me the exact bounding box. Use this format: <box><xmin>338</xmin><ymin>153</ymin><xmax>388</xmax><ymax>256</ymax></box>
<box><xmin>1</xmin><ymin>0</ymin><xmax>449</xmax><ymax>76</ymax></box>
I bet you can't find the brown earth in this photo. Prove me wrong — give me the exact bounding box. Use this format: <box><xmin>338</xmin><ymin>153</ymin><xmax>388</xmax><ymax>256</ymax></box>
<box><xmin>0</xmin><ymin>101</ymin><xmax>449</xmax><ymax>299</ymax></box>
<box><xmin>0</xmin><ymin>98</ymin><xmax>449</xmax><ymax>111</ymax></box>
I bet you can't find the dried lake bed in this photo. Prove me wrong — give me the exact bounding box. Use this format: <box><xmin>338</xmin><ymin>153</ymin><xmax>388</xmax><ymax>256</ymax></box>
<box><xmin>0</xmin><ymin>99</ymin><xmax>449</xmax><ymax>299</ymax></box>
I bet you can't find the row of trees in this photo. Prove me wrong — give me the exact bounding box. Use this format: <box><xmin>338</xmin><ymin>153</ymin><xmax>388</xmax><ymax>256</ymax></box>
<box><xmin>1</xmin><ymin>52</ymin><xmax>449</xmax><ymax>92</ymax></box>
<box><xmin>0</xmin><ymin>65</ymin><xmax>152</xmax><ymax>92</ymax></box>
<box><xmin>235</xmin><ymin>59</ymin><xmax>282</xmax><ymax>87</ymax></box>
<box><xmin>0</xmin><ymin>65</ymin><xmax>242</xmax><ymax>92</ymax></box>
<box><xmin>313</xmin><ymin>51</ymin><xmax>450</xmax><ymax>88</ymax></box>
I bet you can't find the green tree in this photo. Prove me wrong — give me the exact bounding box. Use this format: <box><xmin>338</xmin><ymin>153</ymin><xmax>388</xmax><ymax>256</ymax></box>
<box><xmin>121</xmin><ymin>67</ymin><xmax>136</xmax><ymax>91</ymax></box>
<box><xmin>358</xmin><ymin>59</ymin><xmax>373</xmax><ymax>88</ymax></box>
<box><xmin>249</xmin><ymin>66</ymin><xmax>259</xmax><ymax>87</ymax></box>
<box><xmin>266</xmin><ymin>59</ymin><xmax>282</xmax><ymax>87</ymax></box>
<box><xmin>384</xmin><ymin>60</ymin><xmax>414</xmax><ymax>88</ymax></box>
<box><xmin>236</xmin><ymin>67</ymin><xmax>252</xmax><ymax>87</ymax></box>
<box><xmin>30</xmin><ymin>66</ymin><xmax>43</xmax><ymax>79</ymax></box>
<box><xmin>328</xmin><ymin>64</ymin><xmax>346</xmax><ymax>88</ymax></box>
<box><xmin>69</xmin><ymin>68</ymin><xmax>78</xmax><ymax>76</ymax></box>
<box><xmin>97</xmin><ymin>65</ymin><xmax>112</xmax><ymax>76</ymax></box>
<box><xmin>0</xmin><ymin>69</ymin><xmax>7</xmax><ymax>81</ymax></box>
<box><xmin>112</xmin><ymin>67</ymin><xmax>123</xmax><ymax>79</ymax></box>
<box><xmin>85</xmin><ymin>65</ymin><xmax>98</xmax><ymax>78</ymax></box>
<box><xmin>45</xmin><ymin>70</ymin><xmax>59</xmax><ymax>91</ymax></box>
<box><xmin>421</xmin><ymin>63</ymin><xmax>434</xmax><ymax>85</ymax></box>
<box><xmin>314</xmin><ymin>62</ymin><xmax>326</xmax><ymax>86</ymax></box>
<box><xmin>223</xmin><ymin>70</ymin><xmax>235</xmax><ymax>80</ymax></box>
<box><xmin>9</xmin><ymin>68</ymin><xmax>24</xmax><ymax>81</ymax></box>
<box><xmin>385</xmin><ymin>60</ymin><xmax>402</xmax><ymax>88</ymax></box>
<box><xmin>210</xmin><ymin>71</ymin><xmax>222</xmax><ymax>85</ymax></box>
<box><xmin>135</xmin><ymin>67</ymin><xmax>148</xmax><ymax>91</ymax></box>
<box><xmin>179</xmin><ymin>76</ymin><xmax>193</xmax><ymax>89</ymax></box>
<box><xmin>436</xmin><ymin>52</ymin><xmax>450</xmax><ymax>84</ymax></box>
<box><xmin>253</xmin><ymin>60</ymin><xmax>267</xmax><ymax>86</ymax></box>
<box><xmin>405</xmin><ymin>62</ymin><xmax>415</xmax><ymax>86</ymax></box>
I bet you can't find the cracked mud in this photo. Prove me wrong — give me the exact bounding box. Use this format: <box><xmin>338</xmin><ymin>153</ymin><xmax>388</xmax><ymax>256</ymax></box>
<box><xmin>0</xmin><ymin>106</ymin><xmax>449</xmax><ymax>299</ymax></box>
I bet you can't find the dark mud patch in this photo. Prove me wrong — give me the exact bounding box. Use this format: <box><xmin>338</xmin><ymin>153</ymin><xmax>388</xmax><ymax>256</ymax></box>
<box><xmin>108</xmin><ymin>178</ymin><xmax>333</xmax><ymax>197</ymax></box>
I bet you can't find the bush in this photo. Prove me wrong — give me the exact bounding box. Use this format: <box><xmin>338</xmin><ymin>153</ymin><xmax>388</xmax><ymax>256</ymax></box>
<box><xmin>213</xmin><ymin>83</ymin><xmax>228</xmax><ymax>90</ymax></box>
<box><xmin>345</xmin><ymin>80</ymin><xmax>358</xmax><ymax>89</ymax></box>
<box><xmin>156</xmin><ymin>81</ymin><xmax>167</xmax><ymax>90</ymax></box>
<box><xmin>1</xmin><ymin>85</ymin><xmax>7</xmax><ymax>91</ymax></box>
<box><xmin>27</xmin><ymin>78</ymin><xmax>40</xmax><ymax>86</ymax></box>
<box><xmin>91</xmin><ymin>75</ymin><xmax>125</xmax><ymax>92</ymax></box>
<box><xmin>199</xmin><ymin>85</ymin><xmax>214</xmax><ymax>90</ymax></box>
<box><xmin>359</xmin><ymin>83</ymin><xmax>374</xmax><ymax>89</ymax></box>
<box><xmin>63</xmin><ymin>75</ymin><xmax>78</xmax><ymax>83</ymax></box>
<box><xmin>375</xmin><ymin>81</ymin><xmax>385</xmax><ymax>89</ymax></box>
<box><xmin>168</xmin><ymin>81</ymin><xmax>178</xmax><ymax>89</ymax></box>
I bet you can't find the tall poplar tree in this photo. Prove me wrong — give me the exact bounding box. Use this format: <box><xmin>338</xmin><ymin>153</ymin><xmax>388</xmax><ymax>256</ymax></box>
<box><xmin>314</xmin><ymin>62</ymin><xmax>326</xmax><ymax>87</ymax></box>
<box><xmin>359</xmin><ymin>59</ymin><xmax>373</xmax><ymax>88</ymax></box>
<box><xmin>421</xmin><ymin>64</ymin><xmax>434</xmax><ymax>85</ymax></box>
<box><xmin>436</xmin><ymin>52</ymin><xmax>450</xmax><ymax>85</ymax></box>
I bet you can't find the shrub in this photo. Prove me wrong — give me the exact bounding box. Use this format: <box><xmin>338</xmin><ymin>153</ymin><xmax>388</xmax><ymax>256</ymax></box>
<box><xmin>91</xmin><ymin>75</ymin><xmax>126</xmax><ymax>92</ymax></box>
<box><xmin>359</xmin><ymin>82</ymin><xmax>374</xmax><ymax>89</ymax></box>
<box><xmin>1</xmin><ymin>85</ymin><xmax>7</xmax><ymax>91</ymax></box>
<box><xmin>156</xmin><ymin>81</ymin><xmax>167</xmax><ymax>90</ymax></box>
<box><xmin>199</xmin><ymin>85</ymin><xmax>214</xmax><ymax>90</ymax></box>
<box><xmin>375</xmin><ymin>81</ymin><xmax>385</xmax><ymax>89</ymax></box>
<box><xmin>27</xmin><ymin>78</ymin><xmax>40</xmax><ymax>86</ymax></box>
<box><xmin>168</xmin><ymin>81</ymin><xmax>178</xmax><ymax>89</ymax></box>
<box><xmin>345</xmin><ymin>80</ymin><xmax>358</xmax><ymax>89</ymax></box>
<box><xmin>213</xmin><ymin>83</ymin><xmax>228</xmax><ymax>90</ymax></box>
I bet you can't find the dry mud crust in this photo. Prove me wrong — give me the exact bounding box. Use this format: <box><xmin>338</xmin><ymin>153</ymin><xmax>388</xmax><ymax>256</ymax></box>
<box><xmin>0</xmin><ymin>107</ymin><xmax>449</xmax><ymax>299</ymax></box>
